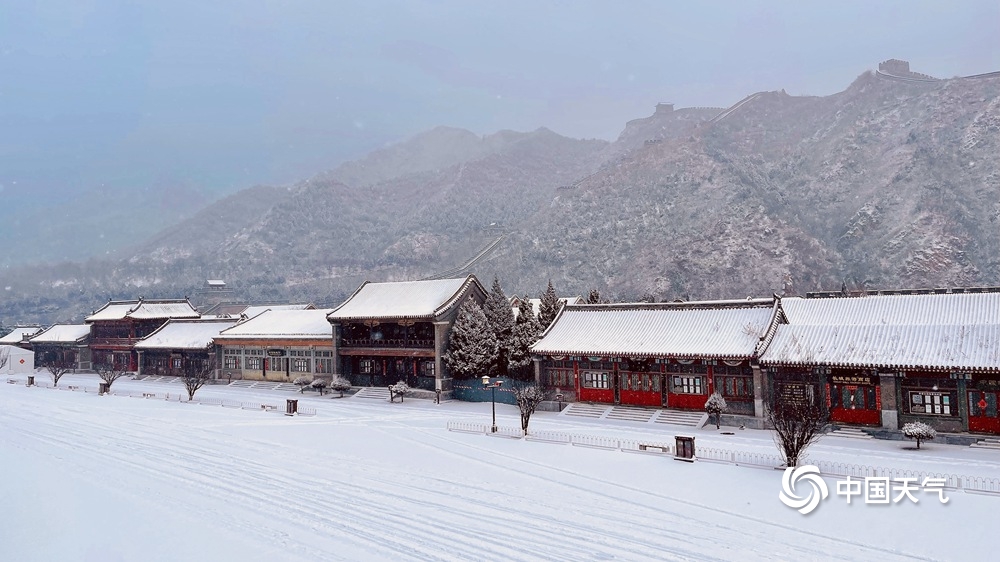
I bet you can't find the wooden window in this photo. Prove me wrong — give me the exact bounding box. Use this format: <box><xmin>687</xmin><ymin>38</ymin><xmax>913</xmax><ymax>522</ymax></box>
<box><xmin>246</xmin><ymin>357</ymin><xmax>263</xmax><ymax>370</ymax></box>
<box><xmin>360</xmin><ymin>360</ymin><xmax>374</xmax><ymax>374</ymax></box>
<box><xmin>292</xmin><ymin>358</ymin><xmax>310</xmax><ymax>372</ymax></box>
<box><xmin>224</xmin><ymin>355</ymin><xmax>241</xmax><ymax>369</ymax></box>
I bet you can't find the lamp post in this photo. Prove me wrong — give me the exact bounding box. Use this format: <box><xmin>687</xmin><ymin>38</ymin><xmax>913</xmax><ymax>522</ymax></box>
<box><xmin>481</xmin><ymin>375</ymin><xmax>503</xmax><ymax>433</ymax></box>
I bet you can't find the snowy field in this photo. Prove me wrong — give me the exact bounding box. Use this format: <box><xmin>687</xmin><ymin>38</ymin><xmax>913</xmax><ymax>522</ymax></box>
<box><xmin>3</xmin><ymin>372</ymin><xmax>999</xmax><ymax>561</ymax></box>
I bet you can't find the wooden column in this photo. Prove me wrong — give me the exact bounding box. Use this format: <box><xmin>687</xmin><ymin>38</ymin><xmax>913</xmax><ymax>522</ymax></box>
<box><xmin>433</xmin><ymin>321</ymin><xmax>450</xmax><ymax>391</ymax></box>
<box><xmin>752</xmin><ymin>363</ymin><xmax>765</xmax><ymax>418</ymax></box>
<box><xmin>879</xmin><ymin>373</ymin><xmax>899</xmax><ymax>429</ymax></box>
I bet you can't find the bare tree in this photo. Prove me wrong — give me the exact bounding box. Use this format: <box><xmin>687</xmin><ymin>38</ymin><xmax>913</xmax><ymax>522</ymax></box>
<box><xmin>766</xmin><ymin>384</ymin><xmax>828</xmax><ymax>467</ymax></box>
<box><xmin>180</xmin><ymin>358</ymin><xmax>216</xmax><ymax>401</ymax></box>
<box><xmin>512</xmin><ymin>384</ymin><xmax>546</xmax><ymax>435</ymax></box>
<box><xmin>41</xmin><ymin>357</ymin><xmax>73</xmax><ymax>388</ymax></box>
<box><xmin>329</xmin><ymin>375</ymin><xmax>352</xmax><ymax>398</ymax></box>
<box><xmin>0</xmin><ymin>347</ymin><xmax>9</xmax><ymax>372</ymax></box>
<box><xmin>95</xmin><ymin>362</ymin><xmax>130</xmax><ymax>392</ymax></box>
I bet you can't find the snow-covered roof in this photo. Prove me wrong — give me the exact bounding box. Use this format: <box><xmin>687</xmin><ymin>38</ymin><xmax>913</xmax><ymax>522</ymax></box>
<box><xmin>782</xmin><ymin>292</ymin><xmax>1000</xmax><ymax>326</ymax></box>
<box><xmin>328</xmin><ymin>276</ymin><xmax>483</xmax><ymax>321</ymax></box>
<box><xmin>531</xmin><ymin>301</ymin><xmax>777</xmax><ymax>358</ymax></box>
<box><xmin>217</xmin><ymin>309</ymin><xmax>335</xmax><ymax>340</ymax></box>
<box><xmin>0</xmin><ymin>326</ymin><xmax>43</xmax><ymax>344</ymax></box>
<box><xmin>511</xmin><ymin>296</ymin><xmax>584</xmax><ymax>319</ymax></box>
<box><xmin>134</xmin><ymin>319</ymin><xmax>239</xmax><ymax>350</ymax></box>
<box><xmin>242</xmin><ymin>304</ymin><xmax>314</xmax><ymax>318</ymax></box>
<box><xmin>28</xmin><ymin>324</ymin><xmax>91</xmax><ymax>344</ymax></box>
<box><xmin>760</xmin><ymin>324</ymin><xmax>1000</xmax><ymax>371</ymax></box>
<box><xmin>86</xmin><ymin>299</ymin><xmax>200</xmax><ymax>322</ymax></box>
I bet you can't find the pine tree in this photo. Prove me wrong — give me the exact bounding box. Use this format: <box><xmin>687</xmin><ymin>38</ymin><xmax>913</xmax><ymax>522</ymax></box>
<box><xmin>442</xmin><ymin>299</ymin><xmax>498</xmax><ymax>380</ymax></box>
<box><xmin>538</xmin><ymin>280</ymin><xmax>562</xmax><ymax>330</ymax></box>
<box><xmin>586</xmin><ymin>288</ymin><xmax>603</xmax><ymax>304</ymax></box>
<box><xmin>508</xmin><ymin>296</ymin><xmax>542</xmax><ymax>380</ymax></box>
<box><xmin>482</xmin><ymin>277</ymin><xmax>515</xmax><ymax>378</ymax></box>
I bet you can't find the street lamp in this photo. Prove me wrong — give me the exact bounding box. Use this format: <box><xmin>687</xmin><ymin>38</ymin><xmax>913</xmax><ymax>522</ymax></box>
<box><xmin>481</xmin><ymin>375</ymin><xmax>504</xmax><ymax>433</ymax></box>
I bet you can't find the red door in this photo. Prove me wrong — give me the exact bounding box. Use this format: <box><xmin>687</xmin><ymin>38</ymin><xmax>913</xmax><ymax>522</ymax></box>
<box><xmin>969</xmin><ymin>391</ymin><xmax>1000</xmax><ymax>434</ymax></box>
<box><xmin>618</xmin><ymin>372</ymin><xmax>662</xmax><ymax>407</ymax></box>
<box><xmin>828</xmin><ymin>383</ymin><xmax>881</xmax><ymax>425</ymax></box>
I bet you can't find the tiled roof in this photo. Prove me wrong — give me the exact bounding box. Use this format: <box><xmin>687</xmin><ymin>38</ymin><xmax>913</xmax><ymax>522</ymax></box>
<box><xmin>781</xmin><ymin>293</ymin><xmax>1000</xmax><ymax>326</ymax></box>
<box><xmin>134</xmin><ymin>319</ymin><xmax>239</xmax><ymax>350</ymax></box>
<box><xmin>0</xmin><ymin>326</ymin><xmax>43</xmax><ymax>344</ymax></box>
<box><xmin>242</xmin><ymin>304</ymin><xmax>314</xmax><ymax>318</ymax></box>
<box><xmin>760</xmin><ymin>324</ymin><xmax>1000</xmax><ymax>371</ymax></box>
<box><xmin>217</xmin><ymin>309</ymin><xmax>334</xmax><ymax>340</ymax></box>
<box><xmin>28</xmin><ymin>324</ymin><xmax>91</xmax><ymax>344</ymax></box>
<box><xmin>531</xmin><ymin>302</ymin><xmax>776</xmax><ymax>358</ymax></box>
<box><xmin>86</xmin><ymin>299</ymin><xmax>199</xmax><ymax>322</ymax></box>
<box><xmin>327</xmin><ymin>276</ymin><xmax>483</xmax><ymax>321</ymax></box>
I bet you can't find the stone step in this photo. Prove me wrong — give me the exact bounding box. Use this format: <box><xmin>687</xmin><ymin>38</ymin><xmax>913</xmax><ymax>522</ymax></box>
<box><xmin>606</xmin><ymin>407</ymin><xmax>657</xmax><ymax>423</ymax></box>
<box><xmin>652</xmin><ymin>410</ymin><xmax>707</xmax><ymax>428</ymax></box>
<box><xmin>561</xmin><ymin>403</ymin><xmax>609</xmax><ymax>418</ymax></box>
<box><xmin>971</xmin><ymin>441</ymin><xmax>1000</xmax><ymax>450</ymax></box>
<box><xmin>353</xmin><ymin>387</ymin><xmax>392</xmax><ymax>400</ymax></box>
<box><xmin>829</xmin><ymin>427</ymin><xmax>873</xmax><ymax>439</ymax></box>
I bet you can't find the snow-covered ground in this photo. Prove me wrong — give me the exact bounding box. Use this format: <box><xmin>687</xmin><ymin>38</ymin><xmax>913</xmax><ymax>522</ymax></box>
<box><xmin>2</xmin><ymin>372</ymin><xmax>998</xmax><ymax>561</ymax></box>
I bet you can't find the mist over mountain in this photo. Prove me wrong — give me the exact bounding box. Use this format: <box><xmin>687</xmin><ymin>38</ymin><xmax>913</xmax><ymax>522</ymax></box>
<box><xmin>2</xmin><ymin>64</ymin><xmax>999</xmax><ymax>325</ymax></box>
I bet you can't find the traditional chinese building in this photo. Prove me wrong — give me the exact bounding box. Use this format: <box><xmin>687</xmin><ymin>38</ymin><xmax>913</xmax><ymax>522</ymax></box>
<box><xmin>85</xmin><ymin>298</ymin><xmax>200</xmax><ymax>370</ymax></box>
<box><xmin>760</xmin><ymin>290</ymin><xmax>1000</xmax><ymax>434</ymax></box>
<box><xmin>133</xmin><ymin>318</ymin><xmax>238</xmax><ymax>378</ymax></box>
<box><xmin>0</xmin><ymin>325</ymin><xmax>44</xmax><ymax>348</ymax></box>
<box><xmin>214</xmin><ymin>308</ymin><xmax>335</xmax><ymax>382</ymax></box>
<box><xmin>530</xmin><ymin>298</ymin><xmax>781</xmax><ymax>415</ymax></box>
<box><xmin>327</xmin><ymin>276</ymin><xmax>488</xmax><ymax>392</ymax></box>
<box><xmin>26</xmin><ymin>324</ymin><xmax>92</xmax><ymax>370</ymax></box>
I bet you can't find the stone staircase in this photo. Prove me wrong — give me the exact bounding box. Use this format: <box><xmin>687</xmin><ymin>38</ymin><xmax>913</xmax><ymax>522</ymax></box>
<box><xmin>561</xmin><ymin>403</ymin><xmax>609</xmax><ymax>419</ymax></box>
<box><xmin>828</xmin><ymin>426</ymin><xmax>873</xmax><ymax>439</ymax></box>
<box><xmin>970</xmin><ymin>437</ymin><xmax>1000</xmax><ymax>450</ymax></box>
<box><xmin>606</xmin><ymin>406</ymin><xmax>657</xmax><ymax>423</ymax></box>
<box><xmin>227</xmin><ymin>380</ymin><xmax>301</xmax><ymax>392</ymax></box>
<box><xmin>353</xmin><ymin>387</ymin><xmax>392</xmax><ymax>400</ymax></box>
<box><xmin>652</xmin><ymin>410</ymin><xmax>707</xmax><ymax>428</ymax></box>
<box><xmin>560</xmin><ymin>403</ymin><xmax>706</xmax><ymax>427</ymax></box>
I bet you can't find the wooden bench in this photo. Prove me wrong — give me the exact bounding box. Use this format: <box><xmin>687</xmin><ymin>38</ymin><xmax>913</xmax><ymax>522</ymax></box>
<box><xmin>639</xmin><ymin>444</ymin><xmax>670</xmax><ymax>453</ymax></box>
<box><xmin>67</xmin><ymin>385</ymin><xmax>79</xmax><ymax>391</ymax></box>
<box><xmin>143</xmin><ymin>392</ymin><xmax>156</xmax><ymax>399</ymax></box>
<box><xmin>261</xmin><ymin>404</ymin><xmax>277</xmax><ymax>411</ymax></box>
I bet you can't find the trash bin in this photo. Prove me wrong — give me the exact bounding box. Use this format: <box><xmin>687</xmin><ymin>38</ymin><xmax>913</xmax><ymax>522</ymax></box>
<box><xmin>675</xmin><ymin>435</ymin><xmax>696</xmax><ymax>462</ymax></box>
<box><xmin>99</xmin><ymin>382</ymin><xmax>109</xmax><ymax>395</ymax></box>
<box><xmin>26</xmin><ymin>375</ymin><xmax>34</xmax><ymax>387</ymax></box>
<box><xmin>285</xmin><ymin>399</ymin><xmax>298</xmax><ymax>416</ymax></box>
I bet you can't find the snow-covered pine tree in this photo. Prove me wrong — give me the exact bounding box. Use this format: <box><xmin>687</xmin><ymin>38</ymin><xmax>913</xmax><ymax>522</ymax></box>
<box><xmin>513</xmin><ymin>384</ymin><xmax>547</xmax><ymax>435</ymax></box>
<box><xmin>483</xmin><ymin>277</ymin><xmax>515</xmax><ymax>379</ymax></box>
<box><xmin>901</xmin><ymin>421</ymin><xmax>937</xmax><ymax>449</ymax></box>
<box><xmin>538</xmin><ymin>280</ymin><xmax>562</xmax><ymax>330</ymax></box>
<box><xmin>704</xmin><ymin>392</ymin><xmax>727</xmax><ymax>429</ymax></box>
<box><xmin>508</xmin><ymin>295</ymin><xmax>542</xmax><ymax>380</ymax></box>
<box><xmin>586</xmin><ymin>288</ymin><xmax>603</xmax><ymax>304</ymax></box>
<box><xmin>442</xmin><ymin>298</ymin><xmax>498</xmax><ymax>380</ymax></box>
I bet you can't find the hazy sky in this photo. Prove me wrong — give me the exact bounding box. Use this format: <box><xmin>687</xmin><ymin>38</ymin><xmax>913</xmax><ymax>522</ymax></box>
<box><xmin>2</xmin><ymin>0</ymin><xmax>997</xmax><ymax>198</ymax></box>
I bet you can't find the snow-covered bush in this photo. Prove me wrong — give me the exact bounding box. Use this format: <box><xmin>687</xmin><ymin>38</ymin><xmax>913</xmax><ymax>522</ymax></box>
<box><xmin>389</xmin><ymin>380</ymin><xmax>411</xmax><ymax>403</ymax></box>
<box><xmin>293</xmin><ymin>376</ymin><xmax>312</xmax><ymax>393</ymax></box>
<box><xmin>705</xmin><ymin>392</ymin><xmax>728</xmax><ymax>429</ymax></box>
<box><xmin>902</xmin><ymin>421</ymin><xmax>937</xmax><ymax>450</ymax></box>
<box><xmin>513</xmin><ymin>384</ymin><xmax>546</xmax><ymax>435</ymax></box>
<box><xmin>309</xmin><ymin>378</ymin><xmax>328</xmax><ymax>396</ymax></box>
<box><xmin>329</xmin><ymin>375</ymin><xmax>352</xmax><ymax>397</ymax></box>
